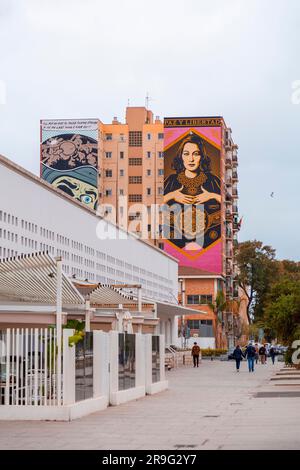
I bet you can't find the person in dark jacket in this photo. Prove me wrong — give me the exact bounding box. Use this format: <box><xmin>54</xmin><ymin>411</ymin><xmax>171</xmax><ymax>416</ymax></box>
<box><xmin>232</xmin><ymin>345</ymin><xmax>244</xmax><ymax>372</ymax></box>
<box><xmin>269</xmin><ymin>345</ymin><xmax>276</xmax><ymax>365</ymax></box>
<box><xmin>191</xmin><ymin>342</ymin><xmax>201</xmax><ymax>368</ymax></box>
<box><xmin>259</xmin><ymin>345</ymin><xmax>266</xmax><ymax>364</ymax></box>
<box><xmin>245</xmin><ymin>342</ymin><xmax>256</xmax><ymax>372</ymax></box>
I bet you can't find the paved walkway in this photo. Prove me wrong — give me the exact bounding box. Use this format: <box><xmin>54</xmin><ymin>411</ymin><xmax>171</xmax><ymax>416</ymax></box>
<box><xmin>1</xmin><ymin>359</ymin><xmax>300</xmax><ymax>450</ymax></box>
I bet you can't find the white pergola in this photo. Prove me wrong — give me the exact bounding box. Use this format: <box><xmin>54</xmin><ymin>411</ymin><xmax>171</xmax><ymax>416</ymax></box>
<box><xmin>0</xmin><ymin>252</ymin><xmax>84</xmax><ymax>305</ymax></box>
<box><xmin>0</xmin><ymin>253</ymin><xmax>204</xmax><ymax>347</ymax></box>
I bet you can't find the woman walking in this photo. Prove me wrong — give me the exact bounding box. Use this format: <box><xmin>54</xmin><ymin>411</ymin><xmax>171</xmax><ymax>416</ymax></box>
<box><xmin>232</xmin><ymin>345</ymin><xmax>245</xmax><ymax>372</ymax></box>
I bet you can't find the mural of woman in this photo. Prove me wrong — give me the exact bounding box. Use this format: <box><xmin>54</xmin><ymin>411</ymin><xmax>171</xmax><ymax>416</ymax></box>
<box><xmin>163</xmin><ymin>133</ymin><xmax>221</xmax><ymax>251</ymax></box>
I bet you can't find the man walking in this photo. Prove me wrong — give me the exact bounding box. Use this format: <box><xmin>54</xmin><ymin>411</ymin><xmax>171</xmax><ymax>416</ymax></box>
<box><xmin>269</xmin><ymin>345</ymin><xmax>276</xmax><ymax>365</ymax></box>
<box><xmin>245</xmin><ymin>342</ymin><xmax>256</xmax><ymax>372</ymax></box>
<box><xmin>191</xmin><ymin>342</ymin><xmax>201</xmax><ymax>368</ymax></box>
<box><xmin>232</xmin><ymin>344</ymin><xmax>244</xmax><ymax>372</ymax></box>
<box><xmin>259</xmin><ymin>344</ymin><xmax>266</xmax><ymax>364</ymax></box>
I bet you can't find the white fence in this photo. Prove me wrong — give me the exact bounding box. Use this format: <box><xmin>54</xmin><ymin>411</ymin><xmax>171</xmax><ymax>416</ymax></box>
<box><xmin>0</xmin><ymin>328</ymin><xmax>60</xmax><ymax>407</ymax></box>
<box><xmin>0</xmin><ymin>329</ymin><xmax>167</xmax><ymax>420</ymax></box>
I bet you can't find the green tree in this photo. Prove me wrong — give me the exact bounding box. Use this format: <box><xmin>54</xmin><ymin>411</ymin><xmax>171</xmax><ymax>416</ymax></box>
<box><xmin>263</xmin><ymin>279</ymin><xmax>300</xmax><ymax>345</ymax></box>
<box><xmin>209</xmin><ymin>290</ymin><xmax>227</xmax><ymax>324</ymax></box>
<box><xmin>235</xmin><ymin>240</ymin><xmax>279</xmax><ymax>323</ymax></box>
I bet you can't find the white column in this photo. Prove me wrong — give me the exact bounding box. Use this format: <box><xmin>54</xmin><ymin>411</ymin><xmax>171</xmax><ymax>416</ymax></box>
<box><xmin>159</xmin><ymin>334</ymin><xmax>166</xmax><ymax>382</ymax></box>
<box><xmin>160</xmin><ymin>319</ymin><xmax>166</xmax><ymax>337</ymax></box>
<box><xmin>56</xmin><ymin>257</ymin><xmax>62</xmax><ymax>406</ymax></box>
<box><xmin>85</xmin><ymin>299</ymin><xmax>91</xmax><ymax>332</ymax></box>
<box><xmin>137</xmin><ymin>287</ymin><xmax>142</xmax><ymax>312</ymax></box>
<box><xmin>144</xmin><ymin>334</ymin><xmax>152</xmax><ymax>393</ymax></box>
<box><xmin>171</xmin><ymin>316</ymin><xmax>178</xmax><ymax>346</ymax></box>
<box><xmin>137</xmin><ymin>324</ymin><xmax>142</xmax><ymax>334</ymax></box>
<box><xmin>166</xmin><ymin>319</ymin><xmax>172</xmax><ymax>347</ymax></box>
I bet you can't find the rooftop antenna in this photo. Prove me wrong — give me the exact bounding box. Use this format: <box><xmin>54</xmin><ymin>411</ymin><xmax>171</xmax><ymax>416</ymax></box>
<box><xmin>145</xmin><ymin>92</ymin><xmax>154</xmax><ymax>109</ymax></box>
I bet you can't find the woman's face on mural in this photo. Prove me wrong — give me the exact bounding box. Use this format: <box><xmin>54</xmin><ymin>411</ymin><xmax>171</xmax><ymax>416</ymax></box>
<box><xmin>181</xmin><ymin>143</ymin><xmax>201</xmax><ymax>172</ymax></box>
<box><xmin>53</xmin><ymin>176</ymin><xmax>97</xmax><ymax>209</ymax></box>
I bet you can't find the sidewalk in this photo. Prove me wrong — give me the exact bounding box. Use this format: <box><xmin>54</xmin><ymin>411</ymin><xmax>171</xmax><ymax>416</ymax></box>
<box><xmin>0</xmin><ymin>359</ymin><xmax>299</xmax><ymax>450</ymax></box>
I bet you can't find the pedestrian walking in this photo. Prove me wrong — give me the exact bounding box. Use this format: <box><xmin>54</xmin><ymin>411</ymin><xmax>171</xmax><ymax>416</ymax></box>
<box><xmin>232</xmin><ymin>344</ymin><xmax>244</xmax><ymax>372</ymax></box>
<box><xmin>254</xmin><ymin>343</ymin><xmax>259</xmax><ymax>364</ymax></box>
<box><xmin>191</xmin><ymin>342</ymin><xmax>201</xmax><ymax>368</ymax></box>
<box><xmin>245</xmin><ymin>342</ymin><xmax>256</xmax><ymax>372</ymax></box>
<box><xmin>259</xmin><ymin>345</ymin><xmax>266</xmax><ymax>364</ymax></box>
<box><xmin>269</xmin><ymin>345</ymin><xmax>276</xmax><ymax>365</ymax></box>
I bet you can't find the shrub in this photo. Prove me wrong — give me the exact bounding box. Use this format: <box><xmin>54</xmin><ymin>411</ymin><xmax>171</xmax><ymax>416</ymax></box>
<box><xmin>200</xmin><ymin>348</ymin><xmax>228</xmax><ymax>357</ymax></box>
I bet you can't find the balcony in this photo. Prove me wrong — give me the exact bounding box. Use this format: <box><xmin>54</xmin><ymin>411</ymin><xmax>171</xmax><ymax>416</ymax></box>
<box><xmin>232</xmin><ymin>171</ymin><xmax>238</xmax><ymax>182</ymax></box>
<box><xmin>225</xmin><ymin>177</ymin><xmax>232</xmax><ymax>186</ymax></box>
<box><xmin>232</xmin><ymin>205</ymin><xmax>238</xmax><ymax>214</ymax></box>
<box><xmin>233</xmin><ymin>238</ymin><xmax>239</xmax><ymax>248</ymax></box>
<box><xmin>226</xmin><ymin>210</ymin><xmax>232</xmax><ymax>220</ymax></box>
<box><xmin>225</xmin><ymin>158</ymin><xmax>232</xmax><ymax>168</ymax></box>
<box><xmin>232</xmin><ymin>155</ymin><xmax>238</xmax><ymax>167</ymax></box>
<box><xmin>226</xmin><ymin>229</ymin><xmax>232</xmax><ymax>239</ymax></box>
<box><xmin>226</xmin><ymin>250</ymin><xmax>233</xmax><ymax>258</ymax></box>
<box><xmin>232</xmin><ymin>189</ymin><xmax>238</xmax><ymax>198</ymax></box>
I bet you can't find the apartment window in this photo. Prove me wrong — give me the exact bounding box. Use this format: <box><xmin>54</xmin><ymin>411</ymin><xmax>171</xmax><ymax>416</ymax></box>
<box><xmin>105</xmin><ymin>152</ymin><xmax>112</xmax><ymax>159</ymax></box>
<box><xmin>105</xmin><ymin>133</ymin><xmax>112</xmax><ymax>141</ymax></box>
<box><xmin>158</xmin><ymin>187</ymin><xmax>163</xmax><ymax>195</ymax></box>
<box><xmin>105</xmin><ymin>189</ymin><xmax>112</xmax><ymax>197</ymax></box>
<box><xmin>129</xmin><ymin>176</ymin><xmax>142</xmax><ymax>184</ymax></box>
<box><xmin>128</xmin><ymin>194</ymin><xmax>142</xmax><ymax>202</ymax></box>
<box><xmin>120</xmin><ymin>134</ymin><xmax>125</xmax><ymax>142</ymax></box>
<box><xmin>120</xmin><ymin>151</ymin><xmax>124</xmax><ymax>159</ymax></box>
<box><xmin>187</xmin><ymin>295</ymin><xmax>213</xmax><ymax>305</ymax></box>
<box><xmin>129</xmin><ymin>158</ymin><xmax>142</xmax><ymax>166</ymax></box>
<box><xmin>147</xmin><ymin>151</ymin><xmax>151</xmax><ymax>158</ymax></box>
<box><xmin>120</xmin><ymin>169</ymin><xmax>124</xmax><ymax>176</ymax></box>
<box><xmin>158</xmin><ymin>242</ymin><xmax>164</xmax><ymax>250</ymax></box>
<box><xmin>104</xmin><ymin>206</ymin><xmax>112</xmax><ymax>214</ymax></box>
<box><xmin>119</xmin><ymin>189</ymin><xmax>124</xmax><ymax>195</ymax></box>
<box><xmin>147</xmin><ymin>188</ymin><xmax>151</xmax><ymax>196</ymax></box>
<box><xmin>158</xmin><ymin>133</ymin><xmax>164</xmax><ymax>140</ymax></box>
<box><xmin>129</xmin><ymin>131</ymin><xmax>142</xmax><ymax>147</ymax></box>
<box><xmin>147</xmin><ymin>169</ymin><xmax>151</xmax><ymax>176</ymax></box>
<box><xmin>158</xmin><ymin>151</ymin><xmax>164</xmax><ymax>158</ymax></box>
<box><xmin>158</xmin><ymin>169</ymin><xmax>164</xmax><ymax>176</ymax></box>
<box><xmin>147</xmin><ymin>133</ymin><xmax>151</xmax><ymax>140</ymax></box>
<box><xmin>105</xmin><ymin>169</ymin><xmax>112</xmax><ymax>177</ymax></box>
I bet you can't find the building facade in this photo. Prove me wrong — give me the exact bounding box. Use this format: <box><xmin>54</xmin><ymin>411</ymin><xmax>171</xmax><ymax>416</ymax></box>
<box><xmin>39</xmin><ymin>107</ymin><xmax>245</xmax><ymax>348</ymax></box>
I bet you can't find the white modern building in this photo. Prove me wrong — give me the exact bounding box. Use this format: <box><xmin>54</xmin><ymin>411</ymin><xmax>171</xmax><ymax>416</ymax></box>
<box><xmin>0</xmin><ymin>154</ymin><xmax>199</xmax><ymax>345</ymax></box>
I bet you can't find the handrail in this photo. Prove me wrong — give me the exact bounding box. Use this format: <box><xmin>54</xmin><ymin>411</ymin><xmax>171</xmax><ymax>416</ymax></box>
<box><xmin>166</xmin><ymin>345</ymin><xmax>178</xmax><ymax>368</ymax></box>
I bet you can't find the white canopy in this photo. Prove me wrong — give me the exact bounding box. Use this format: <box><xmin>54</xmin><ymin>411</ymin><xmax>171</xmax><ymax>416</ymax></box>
<box><xmin>0</xmin><ymin>252</ymin><xmax>84</xmax><ymax>305</ymax></box>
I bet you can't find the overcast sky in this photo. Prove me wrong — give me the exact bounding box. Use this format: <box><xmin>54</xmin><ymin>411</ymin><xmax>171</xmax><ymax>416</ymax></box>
<box><xmin>0</xmin><ymin>0</ymin><xmax>299</xmax><ymax>261</ymax></box>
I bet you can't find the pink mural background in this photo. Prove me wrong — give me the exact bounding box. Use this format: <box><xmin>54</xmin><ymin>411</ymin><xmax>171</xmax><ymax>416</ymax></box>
<box><xmin>164</xmin><ymin>124</ymin><xmax>222</xmax><ymax>274</ymax></box>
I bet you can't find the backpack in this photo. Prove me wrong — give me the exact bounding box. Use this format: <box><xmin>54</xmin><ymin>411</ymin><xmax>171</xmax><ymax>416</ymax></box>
<box><xmin>247</xmin><ymin>345</ymin><xmax>256</xmax><ymax>358</ymax></box>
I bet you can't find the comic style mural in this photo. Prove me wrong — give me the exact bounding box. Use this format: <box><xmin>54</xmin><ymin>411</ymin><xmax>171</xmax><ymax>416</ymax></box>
<box><xmin>163</xmin><ymin>117</ymin><xmax>222</xmax><ymax>274</ymax></box>
<box><xmin>40</xmin><ymin>120</ymin><xmax>99</xmax><ymax>210</ymax></box>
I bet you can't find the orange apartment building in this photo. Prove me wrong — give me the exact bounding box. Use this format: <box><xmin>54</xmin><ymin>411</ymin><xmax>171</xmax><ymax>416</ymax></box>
<box><xmin>41</xmin><ymin>106</ymin><xmax>247</xmax><ymax>348</ymax></box>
